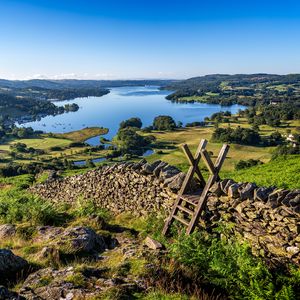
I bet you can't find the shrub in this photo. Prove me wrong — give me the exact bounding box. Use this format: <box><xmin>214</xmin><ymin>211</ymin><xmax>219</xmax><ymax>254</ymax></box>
<box><xmin>235</xmin><ymin>159</ymin><xmax>263</xmax><ymax>170</ymax></box>
<box><xmin>185</xmin><ymin>121</ymin><xmax>205</xmax><ymax>127</ymax></box>
<box><xmin>169</xmin><ymin>231</ymin><xmax>299</xmax><ymax>299</ymax></box>
<box><xmin>0</xmin><ymin>188</ymin><xmax>66</xmax><ymax>226</ymax></box>
<box><xmin>153</xmin><ymin>116</ymin><xmax>177</xmax><ymax>131</ymax></box>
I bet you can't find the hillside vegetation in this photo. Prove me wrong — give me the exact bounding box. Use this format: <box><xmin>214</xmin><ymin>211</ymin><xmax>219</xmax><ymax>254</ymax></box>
<box><xmin>224</xmin><ymin>155</ymin><xmax>300</xmax><ymax>189</ymax></box>
<box><xmin>165</xmin><ymin>73</ymin><xmax>300</xmax><ymax>108</ymax></box>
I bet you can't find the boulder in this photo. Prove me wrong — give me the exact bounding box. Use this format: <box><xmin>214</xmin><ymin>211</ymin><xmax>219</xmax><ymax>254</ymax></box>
<box><xmin>20</xmin><ymin>267</ymin><xmax>90</xmax><ymax>300</ymax></box>
<box><xmin>0</xmin><ymin>249</ymin><xmax>28</xmax><ymax>283</ymax></box>
<box><xmin>0</xmin><ymin>286</ymin><xmax>23</xmax><ymax>300</ymax></box>
<box><xmin>35</xmin><ymin>226</ymin><xmax>107</xmax><ymax>255</ymax></box>
<box><xmin>20</xmin><ymin>266</ymin><xmax>139</xmax><ymax>300</ymax></box>
<box><xmin>144</xmin><ymin>237</ymin><xmax>163</xmax><ymax>250</ymax></box>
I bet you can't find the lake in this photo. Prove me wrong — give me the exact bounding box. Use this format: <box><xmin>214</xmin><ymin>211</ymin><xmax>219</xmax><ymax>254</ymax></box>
<box><xmin>20</xmin><ymin>86</ymin><xmax>245</xmax><ymax>145</ymax></box>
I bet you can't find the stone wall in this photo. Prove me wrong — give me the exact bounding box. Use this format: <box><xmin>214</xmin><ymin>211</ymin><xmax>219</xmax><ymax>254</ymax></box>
<box><xmin>206</xmin><ymin>180</ymin><xmax>300</xmax><ymax>265</ymax></box>
<box><xmin>30</xmin><ymin>160</ymin><xmax>300</xmax><ymax>265</ymax></box>
<box><xmin>30</xmin><ymin>160</ymin><xmax>189</xmax><ymax>215</ymax></box>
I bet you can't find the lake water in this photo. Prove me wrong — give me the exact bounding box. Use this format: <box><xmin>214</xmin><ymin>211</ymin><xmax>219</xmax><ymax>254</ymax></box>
<box><xmin>21</xmin><ymin>86</ymin><xmax>245</xmax><ymax>144</ymax></box>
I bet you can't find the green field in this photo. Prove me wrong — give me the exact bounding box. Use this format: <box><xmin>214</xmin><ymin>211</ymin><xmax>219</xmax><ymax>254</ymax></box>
<box><xmin>140</xmin><ymin>119</ymin><xmax>300</xmax><ymax>188</ymax></box>
<box><xmin>143</xmin><ymin>126</ymin><xmax>273</xmax><ymax>173</ymax></box>
<box><xmin>54</xmin><ymin>127</ymin><xmax>108</xmax><ymax>142</ymax></box>
<box><xmin>0</xmin><ymin>127</ymin><xmax>110</xmax><ymax>165</ymax></box>
<box><xmin>223</xmin><ymin>155</ymin><xmax>300</xmax><ymax>189</ymax></box>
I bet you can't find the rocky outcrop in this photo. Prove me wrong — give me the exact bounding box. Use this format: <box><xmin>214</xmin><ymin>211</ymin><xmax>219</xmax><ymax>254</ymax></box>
<box><xmin>30</xmin><ymin>160</ymin><xmax>195</xmax><ymax>215</ymax></box>
<box><xmin>0</xmin><ymin>249</ymin><xmax>29</xmax><ymax>284</ymax></box>
<box><xmin>34</xmin><ymin>226</ymin><xmax>107</xmax><ymax>255</ymax></box>
<box><xmin>19</xmin><ymin>266</ymin><xmax>141</xmax><ymax>300</ymax></box>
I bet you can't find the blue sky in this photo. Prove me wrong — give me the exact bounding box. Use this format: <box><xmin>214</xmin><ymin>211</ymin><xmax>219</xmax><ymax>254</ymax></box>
<box><xmin>0</xmin><ymin>0</ymin><xmax>300</xmax><ymax>80</ymax></box>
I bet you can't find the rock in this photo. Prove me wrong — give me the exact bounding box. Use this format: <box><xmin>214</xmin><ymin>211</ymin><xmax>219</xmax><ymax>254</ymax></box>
<box><xmin>35</xmin><ymin>226</ymin><xmax>107</xmax><ymax>255</ymax></box>
<box><xmin>289</xmin><ymin>194</ymin><xmax>300</xmax><ymax>207</ymax></box>
<box><xmin>223</xmin><ymin>179</ymin><xmax>236</xmax><ymax>194</ymax></box>
<box><xmin>0</xmin><ymin>249</ymin><xmax>28</xmax><ymax>283</ymax></box>
<box><xmin>286</xmin><ymin>246</ymin><xmax>299</xmax><ymax>256</ymax></box>
<box><xmin>144</xmin><ymin>237</ymin><xmax>163</xmax><ymax>250</ymax></box>
<box><xmin>254</xmin><ymin>187</ymin><xmax>273</xmax><ymax>202</ymax></box>
<box><xmin>209</xmin><ymin>182</ymin><xmax>223</xmax><ymax>196</ymax></box>
<box><xmin>239</xmin><ymin>182</ymin><xmax>256</xmax><ymax>200</ymax></box>
<box><xmin>141</xmin><ymin>160</ymin><xmax>162</xmax><ymax>174</ymax></box>
<box><xmin>282</xmin><ymin>191</ymin><xmax>300</xmax><ymax>207</ymax></box>
<box><xmin>153</xmin><ymin>161</ymin><xmax>168</xmax><ymax>177</ymax></box>
<box><xmin>0</xmin><ymin>224</ymin><xmax>16</xmax><ymax>239</ymax></box>
<box><xmin>228</xmin><ymin>183</ymin><xmax>240</xmax><ymax>198</ymax></box>
<box><xmin>20</xmin><ymin>267</ymin><xmax>88</xmax><ymax>300</ymax></box>
<box><xmin>0</xmin><ymin>286</ymin><xmax>23</xmax><ymax>300</ymax></box>
<box><xmin>167</xmin><ymin>172</ymin><xmax>186</xmax><ymax>192</ymax></box>
<box><xmin>38</xmin><ymin>246</ymin><xmax>60</xmax><ymax>261</ymax></box>
<box><xmin>159</xmin><ymin>165</ymin><xmax>181</xmax><ymax>180</ymax></box>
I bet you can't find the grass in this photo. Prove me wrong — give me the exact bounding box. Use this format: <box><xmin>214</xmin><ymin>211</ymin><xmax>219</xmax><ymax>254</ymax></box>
<box><xmin>224</xmin><ymin>155</ymin><xmax>300</xmax><ymax>189</ymax></box>
<box><xmin>0</xmin><ymin>137</ymin><xmax>72</xmax><ymax>151</ymax></box>
<box><xmin>142</xmin><ymin>126</ymin><xmax>273</xmax><ymax>173</ymax></box>
<box><xmin>0</xmin><ymin>126</ymin><xmax>110</xmax><ymax>166</ymax></box>
<box><xmin>54</xmin><ymin>127</ymin><xmax>108</xmax><ymax>142</ymax></box>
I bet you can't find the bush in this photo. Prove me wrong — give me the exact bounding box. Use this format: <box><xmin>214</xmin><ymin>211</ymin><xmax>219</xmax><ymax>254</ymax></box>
<box><xmin>170</xmin><ymin>231</ymin><xmax>300</xmax><ymax>299</ymax></box>
<box><xmin>185</xmin><ymin>121</ymin><xmax>205</xmax><ymax>127</ymax></box>
<box><xmin>0</xmin><ymin>188</ymin><xmax>66</xmax><ymax>226</ymax></box>
<box><xmin>153</xmin><ymin>116</ymin><xmax>177</xmax><ymax>131</ymax></box>
<box><xmin>235</xmin><ymin>159</ymin><xmax>263</xmax><ymax>170</ymax></box>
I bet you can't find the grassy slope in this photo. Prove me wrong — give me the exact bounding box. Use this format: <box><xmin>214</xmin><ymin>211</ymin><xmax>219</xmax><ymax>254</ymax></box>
<box><xmin>223</xmin><ymin>155</ymin><xmax>300</xmax><ymax>189</ymax></box>
<box><xmin>54</xmin><ymin>127</ymin><xmax>108</xmax><ymax>142</ymax></box>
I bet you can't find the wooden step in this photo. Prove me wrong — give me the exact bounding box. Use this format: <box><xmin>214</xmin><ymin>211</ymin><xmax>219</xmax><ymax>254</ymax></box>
<box><xmin>180</xmin><ymin>194</ymin><xmax>199</xmax><ymax>206</ymax></box>
<box><xmin>173</xmin><ymin>215</ymin><xmax>190</xmax><ymax>226</ymax></box>
<box><xmin>177</xmin><ymin>205</ymin><xmax>194</xmax><ymax>215</ymax></box>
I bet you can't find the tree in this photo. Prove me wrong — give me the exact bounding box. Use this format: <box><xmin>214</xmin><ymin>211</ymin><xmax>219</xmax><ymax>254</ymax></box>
<box><xmin>153</xmin><ymin>115</ymin><xmax>176</xmax><ymax>131</ymax></box>
<box><xmin>119</xmin><ymin>117</ymin><xmax>142</xmax><ymax>129</ymax></box>
<box><xmin>117</xmin><ymin>127</ymin><xmax>153</xmax><ymax>155</ymax></box>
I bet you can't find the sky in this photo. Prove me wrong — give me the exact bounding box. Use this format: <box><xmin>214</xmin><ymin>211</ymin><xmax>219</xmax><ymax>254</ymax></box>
<box><xmin>0</xmin><ymin>0</ymin><xmax>300</xmax><ymax>80</ymax></box>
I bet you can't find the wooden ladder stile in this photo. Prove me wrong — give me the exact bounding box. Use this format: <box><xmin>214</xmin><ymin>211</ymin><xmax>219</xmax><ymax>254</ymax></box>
<box><xmin>162</xmin><ymin>140</ymin><xmax>229</xmax><ymax>236</ymax></box>
<box><xmin>186</xmin><ymin>144</ymin><xmax>229</xmax><ymax>234</ymax></box>
<box><xmin>162</xmin><ymin>139</ymin><xmax>208</xmax><ymax>236</ymax></box>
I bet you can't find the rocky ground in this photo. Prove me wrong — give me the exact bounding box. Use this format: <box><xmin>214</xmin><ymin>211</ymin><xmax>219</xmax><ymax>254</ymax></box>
<box><xmin>0</xmin><ymin>217</ymin><xmax>164</xmax><ymax>300</ymax></box>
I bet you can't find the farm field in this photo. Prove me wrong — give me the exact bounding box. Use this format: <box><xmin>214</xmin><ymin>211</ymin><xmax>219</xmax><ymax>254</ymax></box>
<box><xmin>0</xmin><ymin>127</ymin><xmax>109</xmax><ymax>165</ymax></box>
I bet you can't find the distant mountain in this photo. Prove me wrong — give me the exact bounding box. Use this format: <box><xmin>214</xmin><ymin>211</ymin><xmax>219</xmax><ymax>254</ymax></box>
<box><xmin>164</xmin><ymin>73</ymin><xmax>300</xmax><ymax>91</ymax></box>
<box><xmin>0</xmin><ymin>79</ymin><xmax>176</xmax><ymax>90</ymax></box>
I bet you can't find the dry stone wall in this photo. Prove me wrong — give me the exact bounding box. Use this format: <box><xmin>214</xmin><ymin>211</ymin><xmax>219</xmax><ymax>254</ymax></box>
<box><xmin>30</xmin><ymin>160</ymin><xmax>300</xmax><ymax>265</ymax></box>
<box><xmin>206</xmin><ymin>180</ymin><xmax>300</xmax><ymax>265</ymax></box>
<box><xmin>30</xmin><ymin>160</ymin><xmax>190</xmax><ymax>215</ymax></box>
